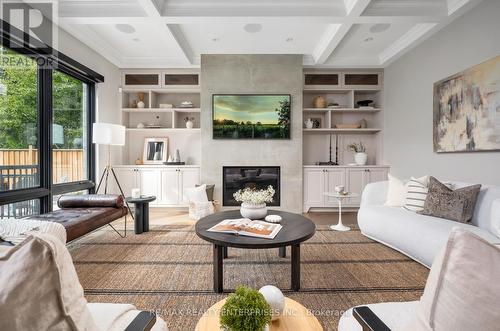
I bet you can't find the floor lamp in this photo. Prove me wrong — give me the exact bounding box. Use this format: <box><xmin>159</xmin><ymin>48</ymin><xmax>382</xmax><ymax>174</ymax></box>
<box><xmin>92</xmin><ymin>122</ymin><xmax>133</xmax><ymax>237</ymax></box>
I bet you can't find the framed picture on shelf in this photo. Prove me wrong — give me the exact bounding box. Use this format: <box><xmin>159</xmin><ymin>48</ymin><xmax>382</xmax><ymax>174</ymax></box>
<box><xmin>143</xmin><ymin>137</ymin><xmax>168</xmax><ymax>164</ymax></box>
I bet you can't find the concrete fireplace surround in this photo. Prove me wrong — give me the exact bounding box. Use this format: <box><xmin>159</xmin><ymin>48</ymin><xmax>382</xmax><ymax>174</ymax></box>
<box><xmin>200</xmin><ymin>54</ymin><xmax>303</xmax><ymax>213</ymax></box>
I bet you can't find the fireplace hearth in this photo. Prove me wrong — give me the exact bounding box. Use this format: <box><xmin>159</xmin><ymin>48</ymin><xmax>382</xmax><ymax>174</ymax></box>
<box><xmin>222</xmin><ymin>166</ymin><xmax>280</xmax><ymax>206</ymax></box>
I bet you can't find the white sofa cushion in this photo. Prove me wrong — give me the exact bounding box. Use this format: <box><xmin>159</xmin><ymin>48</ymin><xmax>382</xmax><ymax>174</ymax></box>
<box><xmin>0</xmin><ymin>233</ymin><xmax>97</xmax><ymax>330</ymax></box>
<box><xmin>358</xmin><ymin>205</ymin><xmax>500</xmax><ymax>267</ymax></box>
<box><xmin>407</xmin><ymin>228</ymin><xmax>500</xmax><ymax>331</ymax></box>
<box><xmin>338</xmin><ymin>301</ymin><xmax>419</xmax><ymax>331</ymax></box>
<box><xmin>491</xmin><ymin>199</ymin><xmax>500</xmax><ymax>238</ymax></box>
<box><xmin>403</xmin><ymin>177</ymin><xmax>428</xmax><ymax>212</ymax></box>
<box><xmin>385</xmin><ymin>173</ymin><xmax>407</xmax><ymax>207</ymax></box>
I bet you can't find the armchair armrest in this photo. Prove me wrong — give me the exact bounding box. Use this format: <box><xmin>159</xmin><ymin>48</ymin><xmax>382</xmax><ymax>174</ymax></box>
<box><xmin>124</xmin><ymin>311</ymin><xmax>157</xmax><ymax>331</ymax></box>
<box><xmin>353</xmin><ymin>306</ymin><xmax>391</xmax><ymax>331</ymax></box>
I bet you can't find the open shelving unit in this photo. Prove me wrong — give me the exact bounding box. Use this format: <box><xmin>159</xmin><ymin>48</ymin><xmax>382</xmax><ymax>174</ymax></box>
<box><xmin>302</xmin><ymin>70</ymin><xmax>384</xmax><ymax>166</ymax></box>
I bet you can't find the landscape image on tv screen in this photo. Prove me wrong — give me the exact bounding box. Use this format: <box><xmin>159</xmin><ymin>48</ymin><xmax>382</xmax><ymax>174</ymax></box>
<box><xmin>213</xmin><ymin>94</ymin><xmax>291</xmax><ymax>139</ymax></box>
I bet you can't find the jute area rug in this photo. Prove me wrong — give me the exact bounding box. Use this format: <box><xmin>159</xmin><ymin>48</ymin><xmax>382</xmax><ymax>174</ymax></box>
<box><xmin>68</xmin><ymin>224</ymin><xmax>429</xmax><ymax>331</ymax></box>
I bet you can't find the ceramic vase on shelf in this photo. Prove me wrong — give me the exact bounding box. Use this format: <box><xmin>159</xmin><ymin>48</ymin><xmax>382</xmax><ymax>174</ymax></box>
<box><xmin>304</xmin><ymin>118</ymin><xmax>313</xmax><ymax>129</ymax></box>
<box><xmin>185</xmin><ymin>119</ymin><xmax>194</xmax><ymax>129</ymax></box>
<box><xmin>240</xmin><ymin>202</ymin><xmax>267</xmax><ymax>220</ymax></box>
<box><xmin>354</xmin><ymin>152</ymin><xmax>368</xmax><ymax>166</ymax></box>
<box><xmin>137</xmin><ymin>92</ymin><xmax>145</xmax><ymax>108</ymax></box>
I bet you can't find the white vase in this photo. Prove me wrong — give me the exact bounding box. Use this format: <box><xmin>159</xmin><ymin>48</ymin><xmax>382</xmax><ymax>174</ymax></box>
<box><xmin>185</xmin><ymin>120</ymin><xmax>194</xmax><ymax>129</ymax></box>
<box><xmin>259</xmin><ymin>285</ymin><xmax>285</xmax><ymax>321</ymax></box>
<box><xmin>137</xmin><ymin>100</ymin><xmax>145</xmax><ymax>108</ymax></box>
<box><xmin>354</xmin><ymin>152</ymin><xmax>368</xmax><ymax>165</ymax></box>
<box><xmin>240</xmin><ymin>202</ymin><xmax>267</xmax><ymax>219</ymax></box>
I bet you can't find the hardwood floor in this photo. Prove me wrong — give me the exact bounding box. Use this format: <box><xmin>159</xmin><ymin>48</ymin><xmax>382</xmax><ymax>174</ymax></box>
<box><xmin>116</xmin><ymin>208</ymin><xmax>358</xmax><ymax>228</ymax></box>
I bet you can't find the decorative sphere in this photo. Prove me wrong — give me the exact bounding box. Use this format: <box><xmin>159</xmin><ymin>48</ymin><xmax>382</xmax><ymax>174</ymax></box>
<box><xmin>259</xmin><ymin>285</ymin><xmax>285</xmax><ymax>321</ymax></box>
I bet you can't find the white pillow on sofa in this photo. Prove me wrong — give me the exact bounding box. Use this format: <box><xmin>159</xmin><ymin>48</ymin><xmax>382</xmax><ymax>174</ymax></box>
<box><xmin>385</xmin><ymin>174</ymin><xmax>429</xmax><ymax>207</ymax></box>
<box><xmin>406</xmin><ymin>228</ymin><xmax>500</xmax><ymax>331</ymax></box>
<box><xmin>0</xmin><ymin>233</ymin><xmax>98</xmax><ymax>330</ymax></box>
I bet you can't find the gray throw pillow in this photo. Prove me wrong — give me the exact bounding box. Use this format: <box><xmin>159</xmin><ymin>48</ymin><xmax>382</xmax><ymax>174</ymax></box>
<box><xmin>418</xmin><ymin>177</ymin><xmax>481</xmax><ymax>223</ymax></box>
<box><xmin>196</xmin><ymin>184</ymin><xmax>214</xmax><ymax>201</ymax></box>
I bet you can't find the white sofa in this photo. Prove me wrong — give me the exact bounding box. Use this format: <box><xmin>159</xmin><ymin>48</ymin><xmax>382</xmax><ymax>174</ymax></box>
<box><xmin>358</xmin><ymin>181</ymin><xmax>500</xmax><ymax>267</ymax></box>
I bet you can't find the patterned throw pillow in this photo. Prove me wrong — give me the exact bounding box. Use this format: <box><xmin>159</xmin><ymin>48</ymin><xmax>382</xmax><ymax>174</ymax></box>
<box><xmin>418</xmin><ymin>177</ymin><xmax>481</xmax><ymax>223</ymax></box>
<box><xmin>403</xmin><ymin>177</ymin><xmax>429</xmax><ymax>212</ymax></box>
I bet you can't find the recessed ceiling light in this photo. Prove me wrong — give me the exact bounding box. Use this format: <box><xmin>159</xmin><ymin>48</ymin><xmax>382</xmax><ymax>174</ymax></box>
<box><xmin>364</xmin><ymin>37</ymin><xmax>374</xmax><ymax>42</ymax></box>
<box><xmin>285</xmin><ymin>37</ymin><xmax>294</xmax><ymax>42</ymax></box>
<box><xmin>212</xmin><ymin>38</ymin><xmax>220</xmax><ymax>42</ymax></box>
<box><xmin>115</xmin><ymin>24</ymin><xmax>135</xmax><ymax>34</ymax></box>
<box><xmin>369</xmin><ymin>23</ymin><xmax>391</xmax><ymax>33</ymax></box>
<box><xmin>244</xmin><ymin>23</ymin><xmax>263</xmax><ymax>33</ymax></box>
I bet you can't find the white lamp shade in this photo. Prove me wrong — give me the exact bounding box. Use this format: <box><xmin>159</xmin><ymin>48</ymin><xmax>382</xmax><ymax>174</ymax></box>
<box><xmin>92</xmin><ymin>122</ymin><xmax>125</xmax><ymax>146</ymax></box>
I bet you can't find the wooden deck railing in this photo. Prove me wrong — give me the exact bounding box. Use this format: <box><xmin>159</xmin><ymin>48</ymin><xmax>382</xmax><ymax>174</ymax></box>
<box><xmin>0</xmin><ymin>149</ymin><xmax>85</xmax><ymax>190</ymax></box>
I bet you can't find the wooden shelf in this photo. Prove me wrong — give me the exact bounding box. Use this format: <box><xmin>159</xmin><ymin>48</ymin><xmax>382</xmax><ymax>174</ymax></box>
<box><xmin>303</xmin><ymin>108</ymin><xmax>381</xmax><ymax>113</ymax></box>
<box><xmin>303</xmin><ymin>128</ymin><xmax>381</xmax><ymax>134</ymax></box>
<box><xmin>122</xmin><ymin>108</ymin><xmax>200</xmax><ymax>113</ymax></box>
<box><xmin>303</xmin><ymin>87</ymin><xmax>381</xmax><ymax>93</ymax></box>
<box><xmin>125</xmin><ymin>128</ymin><xmax>201</xmax><ymax>133</ymax></box>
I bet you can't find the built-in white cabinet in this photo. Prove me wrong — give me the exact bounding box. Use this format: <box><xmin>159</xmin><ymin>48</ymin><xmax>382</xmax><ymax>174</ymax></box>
<box><xmin>303</xmin><ymin>166</ymin><xmax>389</xmax><ymax>212</ymax></box>
<box><xmin>110</xmin><ymin>166</ymin><xmax>200</xmax><ymax>207</ymax></box>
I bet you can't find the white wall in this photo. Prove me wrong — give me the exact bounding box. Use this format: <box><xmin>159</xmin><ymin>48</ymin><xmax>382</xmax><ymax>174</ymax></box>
<box><xmin>383</xmin><ymin>0</ymin><xmax>500</xmax><ymax>185</ymax></box>
<box><xmin>56</xmin><ymin>28</ymin><xmax>122</xmax><ymax>175</ymax></box>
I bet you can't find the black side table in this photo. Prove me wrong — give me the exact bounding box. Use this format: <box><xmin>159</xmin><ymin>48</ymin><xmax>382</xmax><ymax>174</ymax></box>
<box><xmin>125</xmin><ymin>196</ymin><xmax>156</xmax><ymax>234</ymax></box>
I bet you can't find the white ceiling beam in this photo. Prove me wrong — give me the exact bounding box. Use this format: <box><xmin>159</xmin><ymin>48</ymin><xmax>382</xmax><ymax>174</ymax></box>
<box><xmin>166</xmin><ymin>24</ymin><xmax>195</xmax><ymax>65</ymax></box>
<box><xmin>135</xmin><ymin>0</ymin><xmax>193</xmax><ymax>65</ymax></box>
<box><xmin>312</xmin><ymin>0</ymin><xmax>372</xmax><ymax>64</ymax></box>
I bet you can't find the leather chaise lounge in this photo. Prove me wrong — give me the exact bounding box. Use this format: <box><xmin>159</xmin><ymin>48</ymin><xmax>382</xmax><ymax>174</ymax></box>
<box><xmin>23</xmin><ymin>194</ymin><xmax>128</xmax><ymax>242</ymax></box>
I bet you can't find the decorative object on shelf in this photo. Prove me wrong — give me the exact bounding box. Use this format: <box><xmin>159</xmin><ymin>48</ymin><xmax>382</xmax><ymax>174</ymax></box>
<box><xmin>136</xmin><ymin>122</ymin><xmax>145</xmax><ymax>129</ymax></box>
<box><xmin>130</xmin><ymin>99</ymin><xmax>137</xmax><ymax>108</ymax></box>
<box><xmin>304</xmin><ymin>118</ymin><xmax>314</xmax><ymax>129</ymax></box>
<box><xmin>145</xmin><ymin>124</ymin><xmax>162</xmax><ymax>128</ymax></box>
<box><xmin>317</xmin><ymin>134</ymin><xmax>339</xmax><ymax>166</ymax></box>
<box><xmin>264</xmin><ymin>214</ymin><xmax>282</xmax><ymax>224</ymax></box>
<box><xmin>179</xmin><ymin>101</ymin><xmax>194</xmax><ymax>108</ymax></box>
<box><xmin>159</xmin><ymin>103</ymin><xmax>173</xmax><ymax>109</ymax></box>
<box><xmin>167</xmin><ymin>155</ymin><xmax>173</xmax><ymax>162</ymax></box>
<box><xmin>335</xmin><ymin>123</ymin><xmax>361</xmax><ymax>129</ymax></box>
<box><xmin>234</xmin><ymin>185</ymin><xmax>275</xmax><ymax>219</ymax></box>
<box><xmin>433</xmin><ymin>55</ymin><xmax>500</xmax><ymax>152</ymax></box>
<box><xmin>174</xmin><ymin>149</ymin><xmax>181</xmax><ymax>162</ymax></box>
<box><xmin>313</xmin><ymin>95</ymin><xmax>327</xmax><ymax>108</ymax></box>
<box><xmin>131</xmin><ymin>188</ymin><xmax>141</xmax><ymax>199</ymax></box>
<box><xmin>184</xmin><ymin>117</ymin><xmax>195</xmax><ymax>129</ymax></box>
<box><xmin>163</xmin><ymin>161</ymin><xmax>186</xmax><ymax>165</ymax></box>
<box><xmin>311</xmin><ymin>117</ymin><xmax>321</xmax><ymax>128</ymax></box>
<box><xmin>356</xmin><ymin>99</ymin><xmax>373</xmax><ymax>107</ymax></box>
<box><xmin>348</xmin><ymin>141</ymin><xmax>367</xmax><ymax>166</ymax></box>
<box><xmin>327</xmin><ymin>102</ymin><xmax>340</xmax><ymax>108</ymax></box>
<box><xmin>359</xmin><ymin>118</ymin><xmax>368</xmax><ymax>128</ymax></box>
<box><xmin>134</xmin><ymin>158</ymin><xmax>143</xmax><ymax>165</ymax></box>
<box><xmin>258</xmin><ymin>285</ymin><xmax>285</xmax><ymax>321</ymax></box>
<box><xmin>137</xmin><ymin>92</ymin><xmax>145</xmax><ymax>108</ymax></box>
<box><xmin>220</xmin><ymin>286</ymin><xmax>272</xmax><ymax>331</ymax></box>
<box><xmin>142</xmin><ymin>137</ymin><xmax>168</xmax><ymax>164</ymax></box>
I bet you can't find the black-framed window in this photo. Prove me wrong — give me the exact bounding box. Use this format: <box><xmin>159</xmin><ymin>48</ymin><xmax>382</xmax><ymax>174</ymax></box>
<box><xmin>0</xmin><ymin>20</ymin><xmax>103</xmax><ymax>218</ymax></box>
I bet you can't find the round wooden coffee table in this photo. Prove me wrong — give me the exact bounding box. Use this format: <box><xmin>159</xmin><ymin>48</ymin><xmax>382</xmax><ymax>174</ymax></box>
<box><xmin>195</xmin><ymin>297</ymin><xmax>323</xmax><ymax>331</ymax></box>
<box><xmin>195</xmin><ymin>210</ymin><xmax>316</xmax><ymax>293</ymax></box>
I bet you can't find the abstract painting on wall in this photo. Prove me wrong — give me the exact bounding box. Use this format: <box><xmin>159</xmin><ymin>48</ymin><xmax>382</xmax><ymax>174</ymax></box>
<box><xmin>433</xmin><ymin>55</ymin><xmax>500</xmax><ymax>152</ymax></box>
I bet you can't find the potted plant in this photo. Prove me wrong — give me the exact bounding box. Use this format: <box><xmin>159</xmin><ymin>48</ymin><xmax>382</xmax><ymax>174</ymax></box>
<box><xmin>348</xmin><ymin>141</ymin><xmax>367</xmax><ymax>165</ymax></box>
<box><xmin>233</xmin><ymin>186</ymin><xmax>275</xmax><ymax>219</ymax></box>
<box><xmin>184</xmin><ymin>117</ymin><xmax>195</xmax><ymax>129</ymax></box>
<box><xmin>220</xmin><ymin>286</ymin><xmax>272</xmax><ymax>331</ymax></box>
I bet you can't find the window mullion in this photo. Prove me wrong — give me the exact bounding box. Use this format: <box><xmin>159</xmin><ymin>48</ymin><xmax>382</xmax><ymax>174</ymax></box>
<box><xmin>37</xmin><ymin>67</ymin><xmax>52</xmax><ymax>213</ymax></box>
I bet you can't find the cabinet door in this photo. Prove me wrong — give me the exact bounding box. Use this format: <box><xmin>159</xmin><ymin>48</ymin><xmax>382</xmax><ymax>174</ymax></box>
<box><xmin>107</xmin><ymin>168</ymin><xmax>137</xmax><ymax>196</ymax></box>
<box><xmin>160</xmin><ymin>169</ymin><xmax>180</xmax><ymax>206</ymax></box>
<box><xmin>366</xmin><ymin>168</ymin><xmax>388</xmax><ymax>184</ymax></box>
<box><xmin>303</xmin><ymin>169</ymin><xmax>325</xmax><ymax>211</ymax></box>
<box><xmin>343</xmin><ymin>72</ymin><xmax>382</xmax><ymax>89</ymax></box>
<box><xmin>122</xmin><ymin>72</ymin><xmax>160</xmax><ymax>88</ymax></box>
<box><xmin>324</xmin><ymin>168</ymin><xmax>346</xmax><ymax>206</ymax></box>
<box><xmin>345</xmin><ymin>168</ymin><xmax>367</xmax><ymax>206</ymax></box>
<box><xmin>179</xmin><ymin>168</ymin><xmax>201</xmax><ymax>205</ymax></box>
<box><xmin>139</xmin><ymin>169</ymin><xmax>160</xmax><ymax>205</ymax></box>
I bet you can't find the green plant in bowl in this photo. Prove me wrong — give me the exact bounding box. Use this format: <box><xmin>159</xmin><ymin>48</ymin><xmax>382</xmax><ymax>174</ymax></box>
<box><xmin>220</xmin><ymin>286</ymin><xmax>272</xmax><ymax>331</ymax></box>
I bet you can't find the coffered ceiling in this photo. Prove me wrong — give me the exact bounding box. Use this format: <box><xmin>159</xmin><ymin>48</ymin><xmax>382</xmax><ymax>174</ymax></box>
<box><xmin>57</xmin><ymin>0</ymin><xmax>483</xmax><ymax>68</ymax></box>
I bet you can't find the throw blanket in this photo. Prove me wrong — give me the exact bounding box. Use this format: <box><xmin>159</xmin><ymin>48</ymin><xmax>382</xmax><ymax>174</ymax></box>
<box><xmin>0</xmin><ymin>218</ymin><xmax>66</xmax><ymax>245</ymax></box>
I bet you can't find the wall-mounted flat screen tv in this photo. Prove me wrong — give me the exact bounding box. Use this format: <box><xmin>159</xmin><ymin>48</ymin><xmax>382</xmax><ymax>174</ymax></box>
<box><xmin>213</xmin><ymin>94</ymin><xmax>291</xmax><ymax>139</ymax></box>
